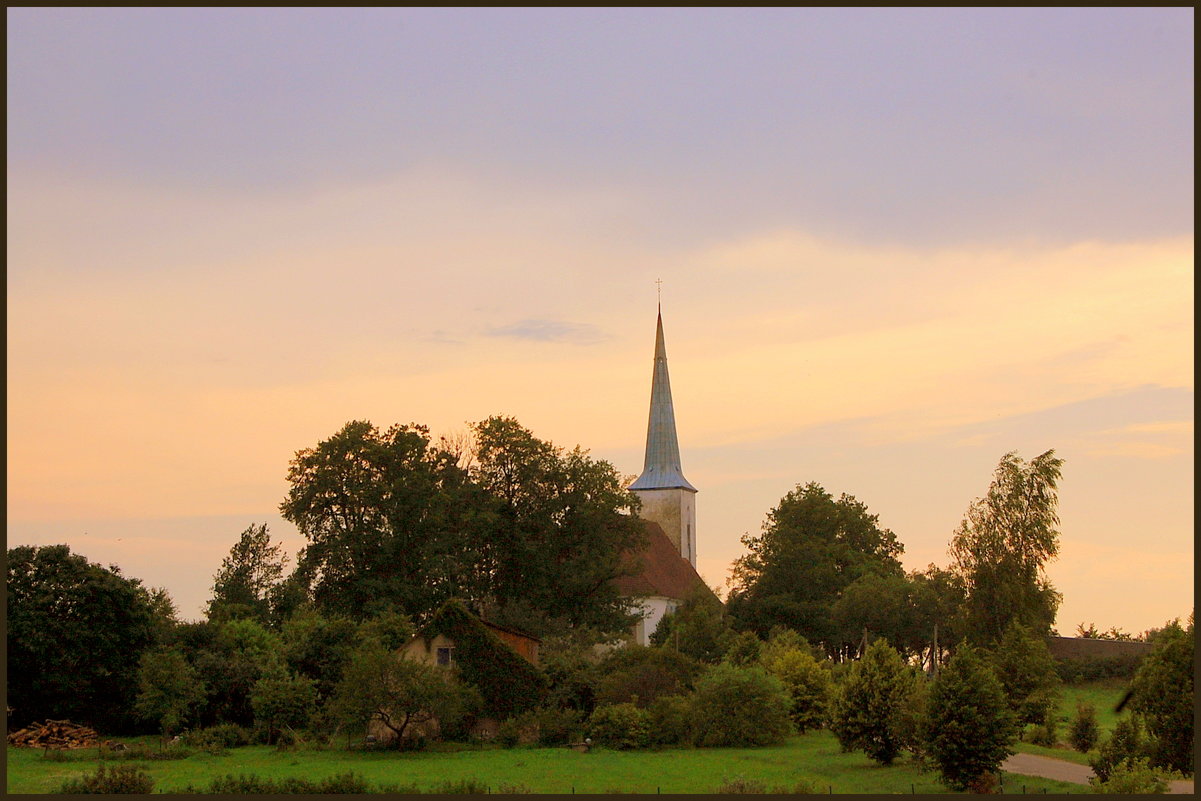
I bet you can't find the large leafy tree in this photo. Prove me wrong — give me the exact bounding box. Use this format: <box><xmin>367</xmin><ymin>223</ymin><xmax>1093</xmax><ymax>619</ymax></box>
<box><xmin>7</xmin><ymin>544</ymin><xmax>157</xmax><ymax>731</ymax></box>
<box><xmin>281</xmin><ymin>420</ymin><xmax>485</xmax><ymax>621</ymax></box>
<box><xmin>727</xmin><ymin>482</ymin><xmax>904</xmax><ymax>653</ymax></box>
<box><xmin>468</xmin><ymin>416</ymin><xmax>646</xmax><ymax>636</ymax></box>
<box><xmin>207</xmin><ymin>523</ymin><xmax>288</xmax><ymax>624</ymax></box>
<box><xmin>949</xmin><ymin>450</ymin><xmax>1064</xmax><ymax>645</ymax></box>
<box><xmin>1128</xmin><ymin>616</ymin><xmax>1193</xmax><ymax>774</ymax></box>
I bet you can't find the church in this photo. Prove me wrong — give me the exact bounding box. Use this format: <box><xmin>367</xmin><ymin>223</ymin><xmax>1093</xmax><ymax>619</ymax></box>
<box><xmin>614</xmin><ymin>306</ymin><xmax>712</xmax><ymax>645</ymax></box>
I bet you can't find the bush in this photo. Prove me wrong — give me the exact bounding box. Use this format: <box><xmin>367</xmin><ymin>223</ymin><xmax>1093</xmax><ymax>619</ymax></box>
<box><xmin>715</xmin><ymin>776</ymin><xmax>820</xmax><ymax>794</ymax></box>
<box><xmin>829</xmin><ymin>639</ymin><xmax>921</xmax><ymax>765</ymax></box>
<box><xmin>690</xmin><ymin>663</ymin><xmax>793</xmax><ymax>747</ymax></box>
<box><xmin>1068</xmin><ymin>702</ymin><xmax>1100</xmax><ymax>752</ymax></box>
<box><xmin>923</xmin><ymin>643</ymin><xmax>1018</xmax><ymax>791</ymax></box>
<box><xmin>1090</xmin><ymin>717</ymin><xmax>1145</xmax><ymax>782</ymax></box>
<box><xmin>183</xmin><ymin>723</ymin><xmax>251</xmax><ymax>749</ymax></box>
<box><xmin>1128</xmin><ymin>619</ymin><xmax>1194</xmax><ymax>774</ymax></box>
<box><xmin>58</xmin><ymin>764</ymin><xmax>154</xmax><ymax>794</ymax></box>
<box><xmin>991</xmin><ymin>621</ymin><xmax>1060</xmax><ymax>727</ymax></box>
<box><xmin>529</xmin><ymin>706</ymin><xmax>583</xmax><ymax>747</ymax></box>
<box><xmin>1054</xmin><ymin>654</ymin><xmax>1142</xmax><ymax>683</ymax></box>
<box><xmin>205</xmin><ymin>771</ymin><xmax>370</xmax><ymax>793</ymax></box>
<box><xmin>589</xmin><ymin>702</ymin><xmax>651</xmax><ymax>749</ymax></box>
<box><xmin>760</xmin><ymin>643</ymin><xmax>832</xmax><ymax>733</ymax></box>
<box><xmin>595</xmin><ymin>645</ymin><xmax>700</xmax><ymax>708</ymax></box>
<box><xmin>495</xmin><ymin>718</ymin><xmax>521</xmax><ymax>748</ymax></box>
<box><xmin>1088</xmin><ymin>757</ymin><xmax>1169</xmax><ymax>794</ymax></box>
<box><xmin>1028</xmin><ymin>716</ymin><xmax>1059</xmax><ymax>748</ymax></box>
<box><xmin>646</xmin><ymin>694</ymin><xmax>693</xmax><ymax>746</ymax></box>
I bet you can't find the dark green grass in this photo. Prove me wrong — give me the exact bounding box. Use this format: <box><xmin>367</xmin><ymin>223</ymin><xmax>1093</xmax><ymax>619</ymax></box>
<box><xmin>8</xmin><ymin>732</ymin><xmax>1084</xmax><ymax>794</ymax></box>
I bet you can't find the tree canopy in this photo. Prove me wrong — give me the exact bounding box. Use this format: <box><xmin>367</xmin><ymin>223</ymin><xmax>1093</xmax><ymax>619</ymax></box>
<box><xmin>207</xmin><ymin>523</ymin><xmax>288</xmax><ymax>623</ymax></box>
<box><xmin>727</xmin><ymin>482</ymin><xmax>903</xmax><ymax>654</ymax></box>
<box><xmin>7</xmin><ymin>544</ymin><xmax>158</xmax><ymax>731</ymax></box>
<box><xmin>949</xmin><ymin>450</ymin><xmax>1064</xmax><ymax>644</ymax></box>
<box><xmin>280</xmin><ymin>416</ymin><xmax>645</xmax><ymax>636</ymax></box>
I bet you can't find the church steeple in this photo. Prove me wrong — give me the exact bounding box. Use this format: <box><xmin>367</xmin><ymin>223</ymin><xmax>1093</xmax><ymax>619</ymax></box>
<box><xmin>630</xmin><ymin>307</ymin><xmax>696</xmax><ymax>492</ymax></box>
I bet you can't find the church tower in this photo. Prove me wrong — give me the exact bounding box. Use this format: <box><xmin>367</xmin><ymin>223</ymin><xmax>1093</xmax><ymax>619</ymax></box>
<box><xmin>629</xmin><ymin>306</ymin><xmax>698</xmax><ymax>567</ymax></box>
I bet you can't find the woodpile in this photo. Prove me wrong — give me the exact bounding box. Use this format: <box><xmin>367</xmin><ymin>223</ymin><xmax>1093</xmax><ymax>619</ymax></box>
<box><xmin>7</xmin><ymin>719</ymin><xmax>109</xmax><ymax>749</ymax></box>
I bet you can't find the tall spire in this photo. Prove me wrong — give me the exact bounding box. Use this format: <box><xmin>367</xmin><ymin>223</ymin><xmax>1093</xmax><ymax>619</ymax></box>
<box><xmin>629</xmin><ymin>307</ymin><xmax>696</xmax><ymax>492</ymax></box>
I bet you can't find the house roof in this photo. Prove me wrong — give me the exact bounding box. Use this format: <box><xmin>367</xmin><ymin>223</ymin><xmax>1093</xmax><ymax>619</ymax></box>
<box><xmin>613</xmin><ymin>520</ymin><xmax>711</xmax><ymax>601</ymax></box>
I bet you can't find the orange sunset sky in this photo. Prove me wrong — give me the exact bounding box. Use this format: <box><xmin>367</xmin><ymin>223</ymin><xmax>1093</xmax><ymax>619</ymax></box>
<box><xmin>7</xmin><ymin>8</ymin><xmax>1193</xmax><ymax>632</ymax></box>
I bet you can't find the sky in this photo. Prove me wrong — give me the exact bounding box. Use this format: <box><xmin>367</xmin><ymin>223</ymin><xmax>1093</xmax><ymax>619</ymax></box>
<box><xmin>7</xmin><ymin>8</ymin><xmax>1193</xmax><ymax>633</ymax></box>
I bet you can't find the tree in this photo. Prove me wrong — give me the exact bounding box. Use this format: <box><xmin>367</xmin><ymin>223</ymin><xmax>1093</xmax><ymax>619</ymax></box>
<box><xmin>134</xmin><ymin>647</ymin><xmax>207</xmax><ymax>740</ymax></box>
<box><xmin>207</xmin><ymin>523</ymin><xmax>289</xmax><ymax>624</ymax></box>
<box><xmin>727</xmin><ymin>482</ymin><xmax>904</xmax><ymax>654</ymax></box>
<box><xmin>829</xmin><ymin>639</ymin><xmax>921</xmax><ymax>765</ymax></box>
<box><xmin>7</xmin><ymin>544</ymin><xmax>157</xmax><ymax>731</ymax></box>
<box><xmin>923</xmin><ymin>642</ymin><xmax>1018</xmax><ymax>790</ymax></box>
<box><xmin>595</xmin><ymin>644</ymin><xmax>700</xmax><ymax>708</ymax></box>
<box><xmin>1127</xmin><ymin>617</ymin><xmax>1193</xmax><ymax>774</ymax></box>
<box><xmin>280</xmin><ymin>609</ymin><xmax>363</xmax><ymax>704</ymax></box>
<box><xmin>250</xmin><ymin>670</ymin><xmax>317</xmax><ymax>744</ymax></box>
<box><xmin>759</xmin><ymin>638</ymin><xmax>833</xmax><ymax>733</ymax></box>
<box><xmin>469</xmin><ymin>416</ymin><xmax>647</xmax><ymax>636</ymax></box>
<box><xmin>326</xmin><ymin>642</ymin><xmax>470</xmax><ymax>746</ymax></box>
<box><xmin>831</xmin><ymin>572</ymin><xmax>917</xmax><ymax>660</ymax></box>
<box><xmin>193</xmin><ymin>618</ymin><xmax>286</xmax><ymax>727</ymax></box>
<box><xmin>281</xmin><ymin>420</ymin><xmax>483</xmax><ymax>621</ymax></box>
<box><xmin>949</xmin><ymin>450</ymin><xmax>1064</xmax><ymax>645</ymax></box>
<box><xmin>649</xmin><ymin>585</ymin><xmax>734</xmax><ymax>663</ymax></box>
<box><xmin>990</xmin><ymin>620</ymin><xmax>1060</xmax><ymax>727</ymax></box>
<box><xmin>689</xmin><ymin>662</ymin><xmax>794</xmax><ymax>747</ymax></box>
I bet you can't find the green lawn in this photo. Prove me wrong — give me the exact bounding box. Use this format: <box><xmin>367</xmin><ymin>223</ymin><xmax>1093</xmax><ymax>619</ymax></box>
<box><xmin>8</xmin><ymin>732</ymin><xmax>1084</xmax><ymax>794</ymax></box>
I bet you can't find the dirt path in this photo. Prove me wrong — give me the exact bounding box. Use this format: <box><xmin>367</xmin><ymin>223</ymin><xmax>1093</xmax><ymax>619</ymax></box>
<box><xmin>1002</xmin><ymin>753</ymin><xmax>1194</xmax><ymax>794</ymax></box>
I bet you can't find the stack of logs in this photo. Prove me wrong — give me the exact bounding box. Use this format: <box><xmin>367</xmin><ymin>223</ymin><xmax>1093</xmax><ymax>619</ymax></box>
<box><xmin>7</xmin><ymin>719</ymin><xmax>111</xmax><ymax>749</ymax></box>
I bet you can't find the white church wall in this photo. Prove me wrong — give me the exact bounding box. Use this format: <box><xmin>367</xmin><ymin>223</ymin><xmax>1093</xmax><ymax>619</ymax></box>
<box><xmin>633</xmin><ymin>595</ymin><xmax>679</xmax><ymax>646</ymax></box>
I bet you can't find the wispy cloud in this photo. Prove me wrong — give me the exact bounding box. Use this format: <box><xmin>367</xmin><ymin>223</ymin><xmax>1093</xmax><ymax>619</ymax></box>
<box><xmin>484</xmin><ymin>319</ymin><xmax>608</xmax><ymax>345</ymax></box>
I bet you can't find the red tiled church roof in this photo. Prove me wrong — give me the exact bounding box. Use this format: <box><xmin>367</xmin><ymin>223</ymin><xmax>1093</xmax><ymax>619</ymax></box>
<box><xmin>613</xmin><ymin>520</ymin><xmax>711</xmax><ymax>601</ymax></box>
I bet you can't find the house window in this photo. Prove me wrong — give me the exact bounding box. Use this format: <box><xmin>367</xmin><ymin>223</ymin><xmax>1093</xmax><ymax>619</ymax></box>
<box><xmin>436</xmin><ymin>646</ymin><xmax>454</xmax><ymax>666</ymax></box>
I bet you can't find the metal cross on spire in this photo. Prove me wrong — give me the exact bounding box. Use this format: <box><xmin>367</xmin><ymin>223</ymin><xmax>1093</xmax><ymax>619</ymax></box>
<box><xmin>655</xmin><ymin>278</ymin><xmax>663</xmax><ymax>309</ymax></box>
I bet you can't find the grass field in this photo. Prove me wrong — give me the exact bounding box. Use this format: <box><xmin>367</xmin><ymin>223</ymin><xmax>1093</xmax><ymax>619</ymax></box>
<box><xmin>8</xmin><ymin>732</ymin><xmax>1086</xmax><ymax>794</ymax></box>
<box><xmin>1011</xmin><ymin>678</ymin><xmax>1129</xmax><ymax>764</ymax></box>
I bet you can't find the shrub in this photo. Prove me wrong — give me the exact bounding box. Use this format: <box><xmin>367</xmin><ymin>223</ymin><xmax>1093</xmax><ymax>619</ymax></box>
<box><xmin>205</xmin><ymin>771</ymin><xmax>370</xmax><ymax>793</ymax></box>
<box><xmin>495</xmin><ymin>718</ymin><xmax>521</xmax><ymax>748</ymax></box>
<box><xmin>1088</xmin><ymin>757</ymin><xmax>1169</xmax><ymax>794</ymax></box>
<box><xmin>595</xmin><ymin>645</ymin><xmax>700</xmax><ymax>708</ymax></box>
<box><xmin>923</xmin><ymin>642</ymin><xmax>1018</xmax><ymax>791</ymax></box>
<box><xmin>760</xmin><ymin>643</ymin><xmax>833</xmax><ymax>733</ymax></box>
<box><xmin>1068</xmin><ymin>702</ymin><xmax>1100</xmax><ymax>752</ymax></box>
<box><xmin>829</xmin><ymin>639</ymin><xmax>921</xmax><ymax>765</ymax></box>
<box><xmin>1128</xmin><ymin>619</ymin><xmax>1194</xmax><ymax>774</ymax></box>
<box><xmin>530</xmin><ymin>706</ymin><xmax>583</xmax><ymax>747</ymax></box>
<box><xmin>646</xmin><ymin>694</ymin><xmax>693</xmax><ymax>746</ymax></box>
<box><xmin>715</xmin><ymin>776</ymin><xmax>820</xmax><ymax>794</ymax></box>
<box><xmin>1090</xmin><ymin>717</ymin><xmax>1146</xmax><ymax>782</ymax></box>
<box><xmin>690</xmin><ymin>663</ymin><xmax>793</xmax><ymax>747</ymax></box>
<box><xmin>1028</xmin><ymin>716</ymin><xmax>1059</xmax><ymax>748</ymax></box>
<box><xmin>589</xmin><ymin>702</ymin><xmax>651</xmax><ymax>749</ymax></box>
<box><xmin>724</xmin><ymin>630</ymin><xmax>763</xmax><ymax>666</ymax></box>
<box><xmin>183</xmin><ymin>722</ymin><xmax>251</xmax><ymax>749</ymax></box>
<box><xmin>991</xmin><ymin>621</ymin><xmax>1060</xmax><ymax>727</ymax></box>
<box><xmin>58</xmin><ymin>764</ymin><xmax>154</xmax><ymax>794</ymax></box>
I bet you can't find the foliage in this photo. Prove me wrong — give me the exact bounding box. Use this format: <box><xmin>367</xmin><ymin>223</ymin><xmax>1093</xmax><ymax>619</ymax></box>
<box><xmin>906</xmin><ymin>564</ymin><xmax>968</xmax><ymax>667</ymax></box>
<box><xmin>990</xmin><ymin>620</ymin><xmax>1061</xmax><ymax>726</ymax></box>
<box><xmin>250</xmin><ymin>671</ymin><xmax>318</xmax><ymax>743</ymax></box>
<box><xmin>588</xmin><ymin>703</ymin><xmax>651</xmax><ymax>749</ymax></box>
<box><xmin>949</xmin><ymin>450</ymin><xmax>1064</xmax><ymax>645</ymax></box>
<box><xmin>183</xmin><ymin>723</ymin><xmax>251</xmax><ymax>749</ymax></box>
<box><xmin>423</xmin><ymin>599</ymin><xmax>547</xmax><ymax>719</ymax></box>
<box><xmin>715</xmin><ymin>776</ymin><xmax>820</xmax><ymax>794</ymax></box>
<box><xmin>1088</xmin><ymin>757</ymin><xmax>1170</xmax><ymax>794</ymax></box>
<box><xmin>528</xmin><ymin>706</ymin><xmax>584</xmax><ymax>746</ymax></box>
<box><xmin>469</xmin><ymin>416</ymin><xmax>647</xmax><ymax>635</ymax></box>
<box><xmin>279</xmin><ymin>609</ymin><xmax>362</xmax><ymax>704</ymax></box>
<box><xmin>1068</xmin><ymin>702</ymin><xmax>1100</xmax><ymax>752</ymax></box>
<box><xmin>724</xmin><ymin>630</ymin><xmax>763</xmax><ymax>666</ymax></box>
<box><xmin>759</xmin><ymin>638</ymin><xmax>833</xmax><ymax>733</ymax></box>
<box><xmin>649</xmin><ymin>586</ymin><xmax>734</xmax><ymax>663</ymax></box>
<box><xmin>689</xmin><ymin>662</ymin><xmax>794</xmax><ymax>747</ymax></box>
<box><xmin>192</xmin><ymin>618</ymin><xmax>286</xmax><ymax>727</ymax></box>
<box><xmin>595</xmin><ymin>644</ymin><xmax>699</xmax><ymax>708</ymax></box>
<box><xmin>646</xmin><ymin>694</ymin><xmax>693</xmax><ymax>746</ymax></box>
<box><xmin>923</xmin><ymin>642</ymin><xmax>1018</xmax><ymax>791</ymax></box>
<box><xmin>204</xmin><ymin>771</ymin><xmax>371</xmax><ymax>793</ymax></box>
<box><xmin>282</xmin><ymin>420</ymin><xmax>484</xmax><ymax>621</ymax></box>
<box><xmin>1054</xmin><ymin>653</ymin><xmax>1143</xmax><ymax>683</ymax></box>
<box><xmin>1028</xmin><ymin>716</ymin><xmax>1059</xmax><ymax>747</ymax></box>
<box><xmin>831</xmin><ymin>572</ymin><xmax>918</xmax><ymax>659</ymax></box>
<box><xmin>281</xmin><ymin>417</ymin><xmax>646</xmax><ymax>636</ymax></box>
<box><xmin>1076</xmin><ymin>622</ymin><xmax>1139</xmax><ymax>641</ymax></box>
<box><xmin>538</xmin><ymin>630</ymin><xmax>602</xmax><ymax>715</ymax></box>
<box><xmin>6</xmin><ymin>544</ymin><xmax>157</xmax><ymax>732</ymax></box>
<box><xmin>495</xmin><ymin>718</ymin><xmax>521</xmax><ymax>748</ymax></box>
<box><xmin>57</xmin><ymin>764</ymin><xmax>154</xmax><ymax>794</ymax></box>
<box><xmin>828</xmin><ymin>639</ymin><xmax>921</xmax><ymax>765</ymax></box>
<box><xmin>206</xmin><ymin>523</ymin><xmax>288</xmax><ymax>624</ymax></box>
<box><xmin>727</xmin><ymin>482</ymin><xmax>904</xmax><ymax>655</ymax></box>
<box><xmin>1090</xmin><ymin>717</ymin><xmax>1146</xmax><ymax>782</ymax></box>
<box><xmin>326</xmin><ymin>641</ymin><xmax>470</xmax><ymax>746</ymax></box>
<box><xmin>135</xmin><ymin>646</ymin><xmax>207</xmax><ymax>738</ymax></box>
<box><xmin>1127</xmin><ymin>617</ymin><xmax>1194</xmax><ymax>774</ymax></box>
